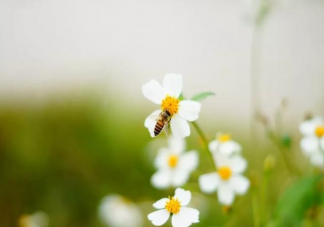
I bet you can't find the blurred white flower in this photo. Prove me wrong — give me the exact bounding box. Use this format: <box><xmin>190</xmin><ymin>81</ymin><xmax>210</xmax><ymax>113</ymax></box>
<box><xmin>18</xmin><ymin>211</ymin><xmax>49</xmax><ymax>227</ymax></box>
<box><xmin>151</xmin><ymin>136</ymin><xmax>198</xmax><ymax>189</ymax></box>
<box><xmin>99</xmin><ymin>195</ymin><xmax>143</xmax><ymax>227</ymax></box>
<box><xmin>142</xmin><ymin>74</ymin><xmax>201</xmax><ymax>138</ymax></box>
<box><xmin>299</xmin><ymin>117</ymin><xmax>324</xmax><ymax>167</ymax></box>
<box><xmin>199</xmin><ymin>153</ymin><xmax>250</xmax><ymax>205</ymax></box>
<box><xmin>209</xmin><ymin>133</ymin><xmax>242</xmax><ymax>156</ymax></box>
<box><xmin>148</xmin><ymin>188</ymin><xmax>199</xmax><ymax>227</ymax></box>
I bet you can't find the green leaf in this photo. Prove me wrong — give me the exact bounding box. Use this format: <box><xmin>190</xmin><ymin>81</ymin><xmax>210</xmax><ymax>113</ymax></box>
<box><xmin>178</xmin><ymin>93</ymin><xmax>185</xmax><ymax>101</ymax></box>
<box><xmin>191</xmin><ymin>92</ymin><xmax>215</xmax><ymax>102</ymax></box>
<box><xmin>274</xmin><ymin>175</ymin><xmax>323</xmax><ymax>227</ymax></box>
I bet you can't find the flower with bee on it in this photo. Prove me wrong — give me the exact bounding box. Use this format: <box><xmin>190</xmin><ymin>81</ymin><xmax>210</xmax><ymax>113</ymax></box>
<box><xmin>142</xmin><ymin>74</ymin><xmax>201</xmax><ymax>138</ymax></box>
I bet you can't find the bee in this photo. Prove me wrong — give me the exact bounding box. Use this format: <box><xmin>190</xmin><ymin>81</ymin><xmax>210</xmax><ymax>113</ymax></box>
<box><xmin>154</xmin><ymin>110</ymin><xmax>172</xmax><ymax>136</ymax></box>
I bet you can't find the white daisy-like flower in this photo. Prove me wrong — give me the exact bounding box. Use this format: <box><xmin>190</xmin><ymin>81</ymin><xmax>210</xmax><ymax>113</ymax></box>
<box><xmin>299</xmin><ymin>117</ymin><xmax>324</xmax><ymax>167</ymax></box>
<box><xmin>148</xmin><ymin>188</ymin><xmax>199</xmax><ymax>227</ymax></box>
<box><xmin>142</xmin><ymin>74</ymin><xmax>201</xmax><ymax>138</ymax></box>
<box><xmin>151</xmin><ymin>136</ymin><xmax>198</xmax><ymax>189</ymax></box>
<box><xmin>18</xmin><ymin>211</ymin><xmax>49</xmax><ymax>227</ymax></box>
<box><xmin>209</xmin><ymin>133</ymin><xmax>242</xmax><ymax>156</ymax></box>
<box><xmin>99</xmin><ymin>194</ymin><xmax>143</xmax><ymax>227</ymax></box>
<box><xmin>199</xmin><ymin>153</ymin><xmax>250</xmax><ymax>205</ymax></box>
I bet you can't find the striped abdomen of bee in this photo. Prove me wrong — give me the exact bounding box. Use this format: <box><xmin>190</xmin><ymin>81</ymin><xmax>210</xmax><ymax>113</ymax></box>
<box><xmin>154</xmin><ymin>110</ymin><xmax>171</xmax><ymax>136</ymax></box>
<box><xmin>154</xmin><ymin>120</ymin><xmax>165</xmax><ymax>136</ymax></box>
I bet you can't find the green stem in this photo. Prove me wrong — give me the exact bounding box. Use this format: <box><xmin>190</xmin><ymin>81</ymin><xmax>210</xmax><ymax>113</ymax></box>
<box><xmin>191</xmin><ymin>121</ymin><xmax>217</xmax><ymax>170</ymax></box>
<box><xmin>252</xmin><ymin>191</ymin><xmax>260</xmax><ymax>227</ymax></box>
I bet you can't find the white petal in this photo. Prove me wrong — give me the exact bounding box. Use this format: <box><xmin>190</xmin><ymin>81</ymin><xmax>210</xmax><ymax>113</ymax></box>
<box><xmin>153</xmin><ymin>198</ymin><xmax>169</xmax><ymax>209</ymax></box>
<box><xmin>171</xmin><ymin>207</ymin><xmax>199</xmax><ymax>227</ymax></box>
<box><xmin>214</xmin><ymin>153</ymin><xmax>231</xmax><ymax>168</ymax></box>
<box><xmin>142</xmin><ymin>80</ymin><xmax>165</xmax><ymax>104</ymax></box>
<box><xmin>309</xmin><ymin>151</ymin><xmax>324</xmax><ymax>167</ymax></box>
<box><xmin>219</xmin><ymin>141</ymin><xmax>242</xmax><ymax>155</ymax></box>
<box><xmin>171</xmin><ymin>170</ymin><xmax>190</xmax><ymax>187</ymax></box>
<box><xmin>228</xmin><ymin>155</ymin><xmax>247</xmax><ymax>174</ymax></box>
<box><xmin>145</xmin><ymin>110</ymin><xmax>161</xmax><ymax>137</ymax></box>
<box><xmin>162</xmin><ymin>74</ymin><xmax>182</xmax><ymax>98</ymax></box>
<box><xmin>218</xmin><ymin>183</ymin><xmax>235</xmax><ymax>205</ymax></box>
<box><xmin>178</xmin><ymin>151</ymin><xmax>198</xmax><ymax>172</ymax></box>
<box><xmin>178</xmin><ymin>100</ymin><xmax>201</xmax><ymax>122</ymax></box>
<box><xmin>154</xmin><ymin>148</ymin><xmax>171</xmax><ymax>169</ymax></box>
<box><xmin>208</xmin><ymin>140</ymin><xmax>219</xmax><ymax>154</ymax></box>
<box><xmin>299</xmin><ymin>117</ymin><xmax>322</xmax><ymax>136</ymax></box>
<box><xmin>171</xmin><ymin>115</ymin><xmax>190</xmax><ymax>138</ymax></box>
<box><xmin>230</xmin><ymin>175</ymin><xmax>250</xmax><ymax>195</ymax></box>
<box><xmin>198</xmin><ymin>172</ymin><xmax>219</xmax><ymax>193</ymax></box>
<box><xmin>174</xmin><ymin>188</ymin><xmax>191</xmax><ymax>206</ymax></box>
<box><xmin>300</xmin><ymin>136</ymin><xmax>319</xmax><ymax>156</ymax></box>
<box><xmin>168</xmin><ymin>136</ymin><xmax>185</xmax><ymax>154</ymax></box>
<box><xmin>320</xmin><ymin>138</ymin><xmax>324</xmax><ymax>151</ymax></box>
<box><xmin>151</xmin><ymin>170</ymin><xmax>171</xmax><ymax>189</ymax></box>
<box><xmin>148</xmin><ymin>209</ymin><xmax>170</xmax><ymax>226</ymax></box>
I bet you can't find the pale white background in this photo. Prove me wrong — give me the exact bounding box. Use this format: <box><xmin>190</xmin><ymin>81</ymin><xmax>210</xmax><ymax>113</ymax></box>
<box><xmin>0</xmin><ymin>0</ymin><xmax>324</xmax><ymax>135</ymax></box>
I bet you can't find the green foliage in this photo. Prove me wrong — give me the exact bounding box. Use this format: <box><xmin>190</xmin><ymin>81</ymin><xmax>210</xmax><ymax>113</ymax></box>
<box><xmin>281</xmin><ymin>135</ymin><xmax>292</xmax><ymax>148</ymax></box>
<box><xmin>191</xmin><ymin>92</ymin><xmax>215</xmax><ymax>102</ymax></box>
<box><xmin>273</xmin><ymin>175</ymin><xmax>323</xmax><ymax>227</ymax></box>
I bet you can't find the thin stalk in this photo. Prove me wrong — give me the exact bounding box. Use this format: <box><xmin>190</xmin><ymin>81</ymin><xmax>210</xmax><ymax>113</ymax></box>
<box><xmin>191</xmin><ymin>121</ymin><xmax>217</xmax><ymax>170</ymax></box>
<box><xmin>260</xmin><ymin>171</ymin><xmax>270</xmax><ymax>225</ymax></box>
<box><xmin>252</xmin><ymin>191</ymin><xmax>260</xmax><ymax>227</ymax></box>
<box><xmin>268</xmin><ymin>132</ymin><xmax>295</xmax><ymax>177</ymax></box>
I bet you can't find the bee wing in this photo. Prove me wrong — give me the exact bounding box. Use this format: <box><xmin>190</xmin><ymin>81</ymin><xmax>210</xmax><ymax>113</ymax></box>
<box><xmin>145</xmin><ymin>110</ymin><xmax>162</xmax><ymax>137</ymax></box>
<box><xmin>163</xmin><ymin>121</ymin><xmax>170</xmax><ymax>137</ymax></box>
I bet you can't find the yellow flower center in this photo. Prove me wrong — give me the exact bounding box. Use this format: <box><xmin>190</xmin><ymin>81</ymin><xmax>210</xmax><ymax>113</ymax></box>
<box><xmin>168</xmin><ymin>155</ymin><xmax>179</xmax><ymax>168</ymax></box>
<box><xmin>161</xmin><ymin>95</ymin><xmax>180</xmax><ymax>116</ymax></box>
<box><xmin>218</xmin><ymin>133</ymin><xmax>231</xmax><ymax>143</ymax></box>
<box><xmin>165</xmin><ymin>197</ymin><xmax>181</xmax><ymax>214</ymax></box>
<box><xmin>218</xmin><ymin>166</ymin><xmax>232</xmax><ymax>180</ymax></box>
<box><xmin>315</xmin><ymin>126</ymin><xmax>324</xmax><ymax>137</ymax></box>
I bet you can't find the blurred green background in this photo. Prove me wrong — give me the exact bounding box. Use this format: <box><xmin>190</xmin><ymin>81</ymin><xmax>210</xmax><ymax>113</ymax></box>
<box><xmin>0</xmin><ymin>93</ymin><xmax>323</xmax><ymax>227</ymax></box>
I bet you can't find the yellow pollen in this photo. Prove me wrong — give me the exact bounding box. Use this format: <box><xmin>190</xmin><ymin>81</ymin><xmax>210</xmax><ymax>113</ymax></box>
<box><xmin>218</xmin><ymin>134</ymin><xmax>231</xmax><ymax>143</ymax></box>
<box><xmin>315</xmin><ymin>126</ymin><xmax>324</xmax><ymax>137</ymax></box>
<box><xmin>161</xmin><ymin>95</ymin><xmax>180</xmax><ymax>116</ymax></box>
<box><xmin>218</xmin><ymin>166</ymin><xmax>232</xmax><ymax>180</ymax></box>
<box><xmin>165</xmin><ymin>197</ymin><xmax>181</xmax><ymax>214</ymax></box>
<box><xmin>168</xmin><ymin>155</ymin><xmax>179</xmax><ymax>168</ymax></box>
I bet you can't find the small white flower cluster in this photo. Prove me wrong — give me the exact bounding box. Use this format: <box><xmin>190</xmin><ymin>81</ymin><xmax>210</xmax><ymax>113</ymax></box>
<box><xmin>199</xmin><ymin>133</ymin><xmax>250</xmax><ymax>205</ymax></box>
<box><xmin>299</xmin><ymin>117</ymin><xmax>324</xmax><ymax>167</ymax></box>
<box><xmin>143</xmin><ymin>74</ymin><xmax>250</xmax><ymax>227</ymax></box>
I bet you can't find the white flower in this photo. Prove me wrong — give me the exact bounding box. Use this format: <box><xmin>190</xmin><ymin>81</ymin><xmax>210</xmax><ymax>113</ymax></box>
<box><xmin>209</xmin><ymin>133</ymin><xmax>242</xmax><ymax>156</ymax></box>
<box><xmin>199</xmin><ymin>153</ymin><xmax>250</xmax><ymax>205</ymax></box>
<box><xmin>148</xmin><ymin>188</ymin><xmax>199</xmax><ymax>227</ymax></box>
<box><xmin>18</xmin><ymin>211</ymin><xmax>49</xmax><ymax>227</ymax></box>
<box><xmin>99</xmin><ymin>195</ymin><xmax>143</xmax><ymax>227</ymax></box>
<box><xmin>151</xmin><ymin>136</ymin><xmax>198</xmax><ymax>189</ymax></box>
<box><xmin>299</xmin><ymin>117</ymin><xmax>324</xmax><ymax>167</ymax></box>
<box><xmin>142</xmin><ymin>74</ymin><xmax>201</xmax><ymax>138</ymax></box>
